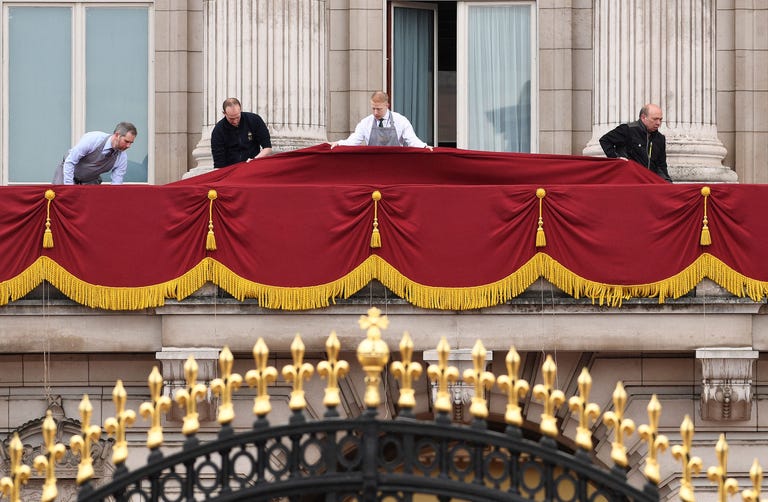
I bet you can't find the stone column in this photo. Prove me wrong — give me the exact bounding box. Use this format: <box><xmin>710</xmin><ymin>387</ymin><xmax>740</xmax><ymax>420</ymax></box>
<box><xmin>583</xmin><ymin>0</ymin><xmax>737</xmax><ymax>182</ymax></box>
<box><xmin>188</xmin><ymin>0</ymin><xmax>327</xmax><ymax>177</ymax></box>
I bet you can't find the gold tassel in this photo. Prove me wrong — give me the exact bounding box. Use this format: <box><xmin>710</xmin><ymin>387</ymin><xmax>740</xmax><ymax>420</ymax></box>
<box><xmin>700</xmin><ymin>186</ymin><xmax>711</xmax><ymax>246</ymax></box>
<box><xmin>370</xmin><ymin>190</ymin><xmax>382</xmax><ymax>248</ymax></box>
<box><xmin>42</xmin><ymin>190</ymin><xmax>56</xmax><ymax>249</ymax></box>
<box><xmin>535</xmin><ymin>188</ymin><xmax>546</xmax><ymax>248</ymax></box>
<box><xmin>206</xmin><ymin>189</ymin><xmax>217</xmax><ymax>251</ymax></box>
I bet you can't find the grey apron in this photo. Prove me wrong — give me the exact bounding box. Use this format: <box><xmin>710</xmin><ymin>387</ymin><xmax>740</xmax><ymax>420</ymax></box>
<box><xmin>52</xmin><ymin>137</ymin><xmax>119</xmax><ymax>185</ymax></box>
<box><xmin>367</xmin><ymin>116</ymin><xmax>400</xmax><ymax>146</ymax></box>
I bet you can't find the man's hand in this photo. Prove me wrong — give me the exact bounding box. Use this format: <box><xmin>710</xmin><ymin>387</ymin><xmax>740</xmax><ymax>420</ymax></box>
<box><xmin>328</xmin><ymin>141</ymin><xmax>339</xmax><ymax>149</ymax></box>
<box><xmin>246</xmin><ymin>147</ymin><xmax>274</xmax><ymax>162</ymax></box>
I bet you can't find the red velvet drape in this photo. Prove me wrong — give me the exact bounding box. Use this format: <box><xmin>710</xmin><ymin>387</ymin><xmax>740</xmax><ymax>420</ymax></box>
<box><xmin>1</xmin><ymin>146</ymin><xmax>765</xmax><ymax>310</ymax></box>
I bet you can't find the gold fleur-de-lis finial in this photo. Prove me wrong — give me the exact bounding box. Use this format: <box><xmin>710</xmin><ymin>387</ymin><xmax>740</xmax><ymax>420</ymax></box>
<box><xmin>567</xmin><ymin>367</ymin><xmax>601</xmax><ymax>450</ymax></box>
<box><xmin>282</xmin><ymin>335</ymin><xmax>315</xmax><ymax>411</ymax></box>
<box><xmin>462</xmin><ymin>340</ymin><xmax>495</xmax><ymax>420</ymax></box>
<box><xmin>70</xmin><ymin>394</ymin><xmax>102</xmax><ymax>485</ymax></box>
<box><xmin>356</xmin><ymin>307</ymin><xmax>391</xmax><ymax>409</ymax></box>
<box><xmin>104</xmin><ymin>379</ymin><xmax>136</xmax><ymax>466</ymax></box>
<box><xmin>245</xmin><ymin>338</ymin><xmax>278</xmax><ymax>418</ymax></box>
<box><xmin>317</xmin><ymin>332</ymin><xmax>350</xmax><ymax>411</ymax></box>
<box><xmin>211</xmin><ymin>346</ymin><xmax>243</xmax><ymax>425</ymax></box>
<box><xmin>139</xmin><ymin>366</ymin><xmax>172</xmax><ymax>450</ymax></box>
<box><xmin>496</xmin><ymin>347</ymin><xmax>530</xmax><ymax>428</ymax></box>
<box><xmin>671</xmin><ymin>415</ymin><xmax>703</xmax><ymax>502</ymax></box>
<box><xmin>532</xmin><ymin>354</ymin><xmax>566</xmax><ymax>438</ymax></box>
<box><xmin>391</xmin><ymin>332</ymin><xmax>423</xmax><ymax>413</ymax></box>
<box><xmin>0</xmin><ymin>433</ymin><xmax>31</xmax><ymax>502</ymax></box>
<box><xmin>638</xmin><ymin>394</ymin><xmax>669</xmax><ymax>485</ymax></box>
<box><xmin>742</xmin><ymin>458</ymin><xmax>764</xmax><ymax>502</ymax></box>
<box><xmin>707</xmin><ymin>434</ymin><xmax>740</xmax><ymax>502</ymax></box>
<box><xmin>33</xmin><ymin>410</ymin><xmax>66</xmax><ymax>502</ymax></box>
<box><xmin>426</xmin><ymin>337</ymin><xmax>459</xmax><ymax>414</ymax></box>
<box><xmin>174</xmin><ymin>357</ymin><xmax>208</xmax><ymax>435</ymax></box>
<box><xmin>602</xmin><ymin>381</ymin><xmax>636</xmax><ymax>467</ymax></box>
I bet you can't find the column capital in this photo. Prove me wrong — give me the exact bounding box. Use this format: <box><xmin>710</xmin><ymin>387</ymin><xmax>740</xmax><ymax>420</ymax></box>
<box><xmin>156</xmin><ymin>347</ymin><xmax>220</xmax><ymax>424</ymax></box>
<box><xmin>423</xmin><ymin>348</ymin><xmax>492</xmax><ymax>423</ymax></box>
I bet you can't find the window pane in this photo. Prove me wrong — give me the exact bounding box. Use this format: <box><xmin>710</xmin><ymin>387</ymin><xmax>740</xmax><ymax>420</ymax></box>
<box><xmin>86</xmin><ymin>8</ymin><xmax>148</xmax><ymax>182</ymax></box>
<box><xmin>468</xmin><ymin>5</ymin><xmax>531</xmax><ymax>152</ymax></box>
<box><xmin>8</xmin><ymin>7</ymin><xmax>71</xmax><ymax>183</ymax></box>
<box><xmin>393</xmin><ymin>6</ymin><xmax>434</xmax><ymax>145</ymax></box>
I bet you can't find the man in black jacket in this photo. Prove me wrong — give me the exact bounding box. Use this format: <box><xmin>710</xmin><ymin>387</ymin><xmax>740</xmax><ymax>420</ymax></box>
<box><xmin>599</xmin><ymin>104</ymin><xmax>672</xmax><ymax>182</ymax></box>
<box><xmin>211</xmin><ymin>97</ymin><xmax>273</xmax><ymax>168</ymax></box>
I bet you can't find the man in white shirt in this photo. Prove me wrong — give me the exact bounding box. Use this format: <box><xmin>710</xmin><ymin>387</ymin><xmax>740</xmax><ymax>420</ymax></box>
<box><xmin>330</xmin><ymin>91</ymin><xmax>433</xmax><ymax>150</ymax></box>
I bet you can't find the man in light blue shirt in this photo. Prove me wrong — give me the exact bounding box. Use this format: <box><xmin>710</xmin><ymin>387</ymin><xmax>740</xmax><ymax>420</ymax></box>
<box><xmin>53</xmin><ymin>122</ymin><xmax>137</xmax><ymax>185</ymax></box>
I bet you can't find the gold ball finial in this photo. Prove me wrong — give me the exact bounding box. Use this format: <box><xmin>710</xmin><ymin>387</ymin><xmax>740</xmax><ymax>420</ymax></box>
<box><xmin>372</xmin><ymin>190</ymin><xmax>382</xmax><ymax>201</ymax></box>
<box><xmin>208</xmin><ymin>189</ymin><xmax>218</xmax><ymax>200</ymax></box>
<box><xmin>45</xmin><ymin>189</ymin><xmax>56</xmax><ymax>201</ymax></box>
<box><xmin>701</xmin><ymin>186</ymin><xmax>710</xmax><ymax>197</ymax></box>
<box><xmin>536</xmin><ymin>188</ymin><xmax>546</xmax><ymax>199</ymax></box>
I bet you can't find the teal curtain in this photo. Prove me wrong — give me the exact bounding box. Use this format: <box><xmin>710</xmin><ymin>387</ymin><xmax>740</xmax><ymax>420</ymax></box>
<box><xmin>393</xmin><ymin>7</ymin><xmax>434</xmax><ymax>145</ymax></box>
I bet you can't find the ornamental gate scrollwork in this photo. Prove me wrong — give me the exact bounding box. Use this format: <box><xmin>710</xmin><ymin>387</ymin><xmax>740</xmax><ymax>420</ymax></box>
<box><xmin>76</xmin><ymin>414</ymin><xmax>655</xmax><ymax>502</ymax></box>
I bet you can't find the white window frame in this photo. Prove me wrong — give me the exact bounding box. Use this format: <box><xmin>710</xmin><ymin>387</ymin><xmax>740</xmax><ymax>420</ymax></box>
<box><xmin>456</xmin><ymin>0</ymin><xmax>538</xmax><ymax>152</ymax></box>
<box><xmin>1</xmin><ymin>0</ymin><xmax>154</xmax><ymax>184</ymax></box>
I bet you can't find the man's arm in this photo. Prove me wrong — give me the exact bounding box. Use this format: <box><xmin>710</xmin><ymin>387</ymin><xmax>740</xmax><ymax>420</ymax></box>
<box><xmin>656</xmin><ymin>136</ymin><xmax>672</xmax><ymax>182</ymax></box>
<box><xmin>599</xmin><ymin>124</ymin><xmax>628</xmax><ymax>158</ymax></box>
<box><xmin>250</xmin><ymin>114</ymin><xmax>273</xmax><ymax>159</ymax></box>
<box><xmin>110</xmin><ymin>153</ymin><xmax>128</xmax><ymax>184</ymax></box>
<box><xmin>336</xmin><ymin>117</ymin><xmax>370</xmax><ymax>146</ymax></box>
<box><xmin>210</xmin><ymin>123</ymin><xmax>226</xmax><ymax>168</ymax></box>
<box><xmin>396</xmin><ymin>114</ymin><xmax>427</xmax><ymax>149</ymax></box>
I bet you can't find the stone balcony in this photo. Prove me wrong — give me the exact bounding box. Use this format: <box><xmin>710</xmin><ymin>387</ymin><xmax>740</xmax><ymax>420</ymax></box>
<box><xmin>3</xmin><ymin>278</ymin><xmax>765</xmax><ymax>354</ymax></box>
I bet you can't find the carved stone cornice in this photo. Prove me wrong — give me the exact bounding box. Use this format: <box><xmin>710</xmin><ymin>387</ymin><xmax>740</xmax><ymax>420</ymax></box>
<box><xmin>155</xmin><ymin>347</ymin><xmax>219</xmax><ymax>424</ymax></box>
<box><xmin>696</xmin><ymin>347</ymin><xmax>758</xmax><ymax>421</ymax></box>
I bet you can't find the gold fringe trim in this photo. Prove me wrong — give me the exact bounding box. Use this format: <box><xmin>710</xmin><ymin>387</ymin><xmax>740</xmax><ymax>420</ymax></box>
<box><xmin>0</xmin><ymin>259</ymin><xmax>46</xmax><ymax>305</ymax></box>
<box><xmin>0</xmin><ymin>254</ymin><xmax>765</xmax><ymax>311</ymax></box>
<box><xmin>374</xmin><ymin>255</ymin><xmax>543</xmax><ymax>310</ymax></box>
<box><xmin>209</xmin><ymin>258</ymin><xmax>378</xmax><ymax>310</ymax></box>
<box><xmin>373</xmin><ymin>254</ymin><xmax>768</xmax><ymax>310</ymax></box>
<box><xmin>0</xmin><ymin>257</ymin><xmax>210</xmax><ymax>310</ymax></box>
<box><xmin>700</xmin><ymin>186</ymin><xmax>711</xmax><ymax>246</ymax></box>
<box><xmin>43</xmin><ymin>190</ymin><xmax>56</xmax><ymax>249</ymax></box>
<box><xmin>535</xmin><ymin>188</ymin><xmax>546</xmax><ymax>248</ymax></box>
<box><xmin>370</xmin><ymin>190</ymin><xmax>382</xmax><ymax>248</ymax></box>
<box><xmin>40</xmin><ymin>257</ymin><xmax>211</xmax><ymax>310</ymax></box>
<box><xmin>206</xmin><ymin>190</ymin><xmax>218</xmax><ymax>251</ymax></box>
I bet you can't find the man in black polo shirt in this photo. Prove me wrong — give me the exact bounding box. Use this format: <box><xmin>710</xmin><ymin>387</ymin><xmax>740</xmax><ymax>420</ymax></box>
<box><xmin>211</xmin><ymin>97</ymin><xmax>273</xmax><ymax>168</ymax></box>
